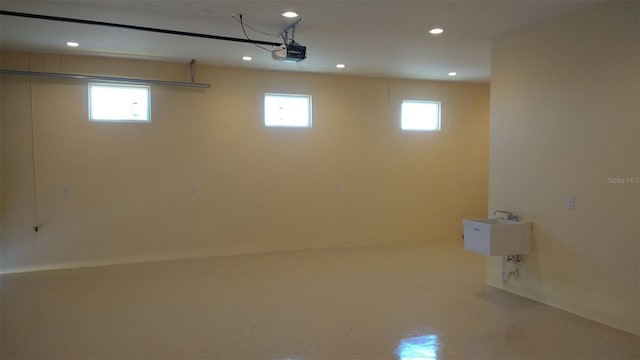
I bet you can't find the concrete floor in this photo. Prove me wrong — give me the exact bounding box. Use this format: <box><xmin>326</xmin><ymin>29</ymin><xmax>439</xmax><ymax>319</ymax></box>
<box><xmin>1</xmin><ymin>240</ymin><xmax>638</xmax><ymax>359</ymax></box>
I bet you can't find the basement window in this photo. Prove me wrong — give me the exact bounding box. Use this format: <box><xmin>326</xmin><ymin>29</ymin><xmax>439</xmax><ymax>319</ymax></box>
<box><xmin>89</xmin><ymin>83</ymin><xmax>150</xmax><ymax>122</ymax></box>
<box><xmin>264</xmin><ymin>93</ymin><xmax>312</xmax><ymax>127</ymax></box>
<box><xmin>401</xmin><ymin>100</ymin><xmax>440</xmax><ymax>131</ymax></box>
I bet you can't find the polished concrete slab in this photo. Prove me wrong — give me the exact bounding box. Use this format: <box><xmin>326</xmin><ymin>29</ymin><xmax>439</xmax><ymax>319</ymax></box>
<box><xmin>1</xmin><ymin>240</ymin><xmax>638</xmax><ymax>358</ymax></box>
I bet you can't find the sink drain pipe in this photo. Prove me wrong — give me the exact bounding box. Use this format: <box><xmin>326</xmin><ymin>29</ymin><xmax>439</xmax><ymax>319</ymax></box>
<box><xmin>502</xmin><ymin>255</ymin><xmax>523</xmax><ymax>283</ymax></box>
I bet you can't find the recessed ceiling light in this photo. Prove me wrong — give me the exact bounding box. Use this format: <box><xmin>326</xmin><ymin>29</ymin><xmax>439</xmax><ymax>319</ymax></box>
<box><xmin>429</xmin><ymin>28</ymin><xmax>444</xmax><ymax>35</ymax></box>
<box><xmin>242</xmin><ymin>56</ymin><xmax>253</xmax><ymax>61</ymax></box>
<box><xmin>66</xmin><ymin>41</ymin><xmax>79</xmax><ymax>47</ymax></box>
<box><xmin>281</xmin><ymin>11</ymin><xmax>299</xmax><ymax>18</ymax></box>
<box><xmin>448</xmin><ymin>72</ymin><xmax>457</xmax><ymax>76</ymax></box>
<box><xmin>336</xmin><ymin>64</ymin><xmax>346</xmax><ymax>69</ymax></box>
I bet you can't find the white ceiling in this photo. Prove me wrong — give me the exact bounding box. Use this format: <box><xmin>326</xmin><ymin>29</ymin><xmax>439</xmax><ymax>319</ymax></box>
<box><xmin>0</xmin><ymin>0</ymin><xmax>599</xmax><ymax>82</ymax></box>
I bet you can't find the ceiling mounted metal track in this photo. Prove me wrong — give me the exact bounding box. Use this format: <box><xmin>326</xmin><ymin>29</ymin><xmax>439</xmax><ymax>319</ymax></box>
<box><xmin>0</xmin><ymin>69</ymin><xmax>211</xmax><ymax>89</ymax></box>
<box><xmin>0</xmin><ymin>10</ymin><xmax>282</xmax><ymax>47</ymax></box>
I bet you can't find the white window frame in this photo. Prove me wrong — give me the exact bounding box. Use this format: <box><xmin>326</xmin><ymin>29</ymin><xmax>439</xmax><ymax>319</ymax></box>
<box><xmin>401</xmin><ymin>100</ymin><xmax>441</xmax><ymax>131</ymax></box>
<box><xmin>89</xmin><ymin>83</ymin><xmax>151</xmax><ymax>122</ymax></box>
<box><xmin>264</xmin><ymin>93</ymin><xmax>312</xmax><ymax>128</ymax></box>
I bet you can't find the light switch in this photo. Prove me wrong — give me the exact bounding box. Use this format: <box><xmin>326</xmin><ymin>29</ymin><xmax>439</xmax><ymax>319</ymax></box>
<box><xmin>567</xmin><ymin>196</ymin><xmax>575</xmax><ymax>209</ymax></box>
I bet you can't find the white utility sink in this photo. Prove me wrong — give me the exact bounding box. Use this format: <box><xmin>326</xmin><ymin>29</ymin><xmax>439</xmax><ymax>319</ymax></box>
<box><xmin>463</xmin><ymin>218</ymin><xmax>532</xmax><ymax>256</ymax></box>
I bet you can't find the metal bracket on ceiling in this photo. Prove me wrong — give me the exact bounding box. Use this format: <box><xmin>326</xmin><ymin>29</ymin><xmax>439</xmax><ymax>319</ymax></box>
<box><xmin>278</xmin><ymin>18</ymin><xmax>303</xmax><ymax>44</ymax></box>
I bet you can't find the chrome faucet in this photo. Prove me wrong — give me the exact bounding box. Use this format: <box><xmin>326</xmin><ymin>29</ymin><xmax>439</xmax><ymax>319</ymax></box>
<box><xmin>494</xmin><ymin>210</ymin><xmax>518</xmax><ymax>222</ymax></box>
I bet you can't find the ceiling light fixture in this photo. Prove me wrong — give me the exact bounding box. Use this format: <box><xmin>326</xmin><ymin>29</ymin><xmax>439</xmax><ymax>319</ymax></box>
<box><xmin>66</xmin><ymin>41</ymin><xmax>79</xmax><ymax>47</ymax></box>
<box><xmin>281</xmin><ymin>11</ymin><xmax>299</xmax><ymax>18</ymax></box>
<box><xmin>429</xmin><ymin>28</ymin><xmax>444</xmax><ymax>35</ymax></box>
<box><xmin>242</xmin><ymin>56</ymin><xmax>253</xmax><ymax>61</ymax></box>
<box><xmin>336</xmin><ymin>64</ymin><xmax>346</xmax><ymax>69</ymax></box>
<box><xmin>448</xmin><ymin>72</ymin><xmax>457</xmax><ymax>76</ymax></box>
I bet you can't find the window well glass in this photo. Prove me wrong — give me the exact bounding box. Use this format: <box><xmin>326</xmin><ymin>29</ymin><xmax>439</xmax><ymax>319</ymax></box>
<box><xmin>264</xmin><ymin>93</ymin><xmax>311</xmax><ymax>127</ymax></box>
<box><xmin>89</xmin><ymin>83</ymin><xmax>150</xmax><ymax>122</ymax></box>
<box><xmin>401</xmin><ymin>100</ymin><xmax>440</xmax><ymax>131</ymax></box>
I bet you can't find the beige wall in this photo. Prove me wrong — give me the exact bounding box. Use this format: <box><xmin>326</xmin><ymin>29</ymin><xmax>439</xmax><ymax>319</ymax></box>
<box><xmin>488</xmin><ymin>2</ymin><xmax>639</xmax><ymax>335</ymax></box>
<box><xmin>0</xmin><ymin>53</ymin><xmax>489</xmax><ymax>274</ymax></box>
